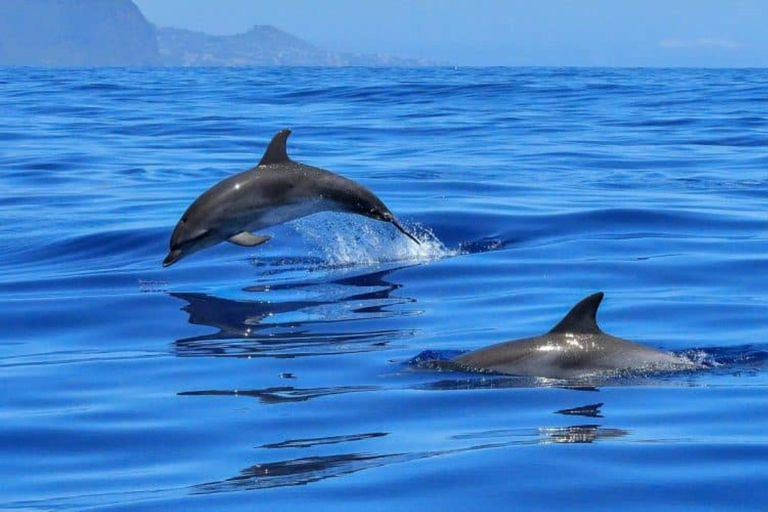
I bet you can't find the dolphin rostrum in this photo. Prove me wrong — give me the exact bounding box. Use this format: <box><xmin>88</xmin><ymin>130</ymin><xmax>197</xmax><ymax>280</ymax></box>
<box><xmin>452</xmin><ymin>292</ymin><xmax>695</xmax><ymax>379</ymax></box>
<box><xmin>163</xmin><ymin>129</ymin><xmax>420</xmax><ymax>267</ymax></box>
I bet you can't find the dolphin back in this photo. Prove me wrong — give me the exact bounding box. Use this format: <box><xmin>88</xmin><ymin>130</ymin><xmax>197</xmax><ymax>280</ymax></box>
<box><xmin>451</xmin><ymin>292</ymin><xmax>695</xmax><ymax>379</ymax></box>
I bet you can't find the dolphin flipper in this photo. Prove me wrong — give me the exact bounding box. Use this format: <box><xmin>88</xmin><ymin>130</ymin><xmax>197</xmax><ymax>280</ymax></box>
<box><xmin>228</xmin><ymin>232</ymin><xmax>272</xmax><ymax>247</ymax></box>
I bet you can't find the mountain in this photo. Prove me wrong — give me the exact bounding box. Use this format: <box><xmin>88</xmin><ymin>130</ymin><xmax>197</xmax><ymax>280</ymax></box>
<box><xmin>0</xmin><ymin>0</ymin><xmax>434</xmax><ymax>67</ymax></box>
<box><xmin>157</xmin><ymin>25</ymin><xmax>331</xmax><ymax>66</ymax></box>
<box><xmin>156</xmin><ymin>25</ymin><xmax>435</xmax><ymax>66</ymax></box>
<box><xmin>0</xmin><ymin>0</ymin><xmax>160</xmax><ymax>66</ymax></box>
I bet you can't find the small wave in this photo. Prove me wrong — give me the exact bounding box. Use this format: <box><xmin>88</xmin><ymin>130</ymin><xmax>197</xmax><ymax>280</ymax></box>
<box><xmin>459</xmin><ymin>237</ymin><xmax>510</xmax><ymax>254</ymax></box>
<box><xmin>71</xmin><ymin>82</ymin><xmax>130</xmax><ymax>92</ymax></box>
<box><xmin>683</xmin><ymin>345</ymin><xmax>768</xmax><ymax>372</ymax></box>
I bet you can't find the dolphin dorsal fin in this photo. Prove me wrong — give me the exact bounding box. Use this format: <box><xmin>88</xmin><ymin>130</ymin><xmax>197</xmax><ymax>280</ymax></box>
<box><xmin>548</xmin><ymin>292</ymin><xmax>605</xmax><ymax>334</ymax></box>
<box><xmin>258</xmin><ymin>129</ymin><xmax>292</xmax><ymax>166</ymax></box>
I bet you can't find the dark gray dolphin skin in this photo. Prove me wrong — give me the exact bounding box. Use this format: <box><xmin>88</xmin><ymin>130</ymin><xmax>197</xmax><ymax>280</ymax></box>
<box><xmin>453</xmin><ymin>292</ymin><xmax>694</xmax><ymax>379</ymax></box>
<box><xmin>163</xmin><ymin>129</ymin><xmax>419</xmax><ymax>267</ymax></box>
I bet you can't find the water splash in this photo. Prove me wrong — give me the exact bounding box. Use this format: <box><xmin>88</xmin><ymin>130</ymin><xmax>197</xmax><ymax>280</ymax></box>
<box><xmin>678</xmin><ymin>349</ymin><xmax>722</xmax><ymax>368</ymax></box>
<box><xmin>292</xmin><ymin>213</ymin><xmax>457</xmax><ymax>266</ymax></box>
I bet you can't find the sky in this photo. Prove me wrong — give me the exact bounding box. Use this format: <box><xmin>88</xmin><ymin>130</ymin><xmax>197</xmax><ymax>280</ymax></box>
<box><xmin>134</xmin><ymin>0</ymin><xmax>767</xmax><ymax>66</ymax></box>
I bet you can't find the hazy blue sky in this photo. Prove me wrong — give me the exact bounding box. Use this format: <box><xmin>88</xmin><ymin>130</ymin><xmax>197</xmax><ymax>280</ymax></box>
<box><xmin>134</xmin><ymin>0</ymin><xmax>767</xmax><ymax>66</ymax></box>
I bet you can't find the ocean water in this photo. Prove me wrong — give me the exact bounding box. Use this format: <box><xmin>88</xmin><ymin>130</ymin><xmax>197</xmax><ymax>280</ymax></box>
<box><xmin>1</xmin><ymin>67</ymin><xmax>767</xmax><ymax>511</ymax></box>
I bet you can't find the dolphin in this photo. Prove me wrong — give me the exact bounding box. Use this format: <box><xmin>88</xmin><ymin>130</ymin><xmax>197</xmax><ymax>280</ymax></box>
<box><xmin>163</xmin><ymin>129</ymin><xmax>420</xmax><ymax>267</ymax></box>
<box><xmin>452</xmin><ymin>292</ymin><xmax>695</xmax><ymax>379</ymax></box>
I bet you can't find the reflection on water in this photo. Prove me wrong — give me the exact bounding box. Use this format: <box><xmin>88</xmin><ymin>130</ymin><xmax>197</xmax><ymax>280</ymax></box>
<box><xmin>452</xmin><ymin>424</ymin><xmax>629</xmax><ymax>444</ymax></box>
<box><xmin>194</xmin><ymin>422</ymin><xmax>629</xmax><ymax>494</ymax></box>
<box><xmin>262</xmin><ymin>432</ymin><xmax>388</xmax><ymax>449</ymax></box>
<box><xmin>178</xmin><ymin>385</ymin><xmax>378</xmax><ymax>404</ymax></box>
<box><xmin>172</xmin><ymin>266</ymin><xmax>417</xmax><ymax>358</ymax></box>
<box><xmin>540</xmin><ymin>425</ymin><xmax>628</xmax><ymax>444</ymax></box>
<box><xmin>193</xmin><ymin>452</ymin><xmax>411</xmax><ymax>493</ymax></box>
<box><xmin>556</xmin><ymin>402</ymin><xmax>605</xmax><ymax>418</ymax></box>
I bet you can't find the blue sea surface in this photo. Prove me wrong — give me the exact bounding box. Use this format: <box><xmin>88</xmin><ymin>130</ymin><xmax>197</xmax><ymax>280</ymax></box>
<box><xmin>1</xmin><ymin>67</ymin><xmax>767</xmax><ymax>511</ymax></box>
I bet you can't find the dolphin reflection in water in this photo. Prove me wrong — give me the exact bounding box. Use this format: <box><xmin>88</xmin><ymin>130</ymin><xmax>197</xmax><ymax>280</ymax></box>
<box><xmin>170</xmin><ymin>266</ymin><xmax>413</xmax><ymax>358</ymax></box>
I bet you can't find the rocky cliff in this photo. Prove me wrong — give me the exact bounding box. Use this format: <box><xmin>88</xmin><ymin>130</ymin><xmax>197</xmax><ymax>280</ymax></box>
<box><xmin>0</xmin><ymin>0</ymin><xmax>160</xmax><ymax>66</ymax></box>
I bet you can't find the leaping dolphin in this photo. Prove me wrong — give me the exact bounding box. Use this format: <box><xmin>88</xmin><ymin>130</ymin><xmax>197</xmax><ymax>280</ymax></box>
<box><xmin>452</xmin><ymin>292</ymin><xmax>696</xmax><ymax>379</ymax></box>
<box><xmin>163</xmin><ymin>129</ymin><xmax>420</xmax><ymax>267</ymax></box>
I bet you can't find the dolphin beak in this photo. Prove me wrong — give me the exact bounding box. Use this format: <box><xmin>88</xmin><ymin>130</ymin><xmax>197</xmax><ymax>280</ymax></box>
<box><xmin>163</xmin><ymin>249</ymin><xmax>183</xmax><ymax>267</ymax></box>
<box><xmin>390</xmin><ymin>218</ymin><xmax>421</xmax><ymax>245</ymax></box>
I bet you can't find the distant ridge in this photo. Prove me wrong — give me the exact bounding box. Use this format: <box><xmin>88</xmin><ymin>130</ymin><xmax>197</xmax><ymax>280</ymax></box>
<box><xmin>0</xmin><ymin>0</ymin><xmax>435</xmax><ymax>67</ymax></box>
<box><xmin>156</xmin><ymin>24</ymin><xmax>437</xmax><ymax>67</ymax></box>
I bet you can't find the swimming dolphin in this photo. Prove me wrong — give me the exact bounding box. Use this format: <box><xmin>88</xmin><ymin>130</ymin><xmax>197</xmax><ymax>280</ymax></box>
<box><xmin>163</xmin><ymin>129</ymin><xmax>420</xmax><ymax>267</ymax></box>
<box><xmin>452</xmin><ymin>292</ymin><xmax>694</xmax><ymax>379</ymax></box>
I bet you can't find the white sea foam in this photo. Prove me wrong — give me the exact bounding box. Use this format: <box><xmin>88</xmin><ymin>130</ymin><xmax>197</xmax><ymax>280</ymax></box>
<box><xmin>292</xmin><ymin>214</ymin><xmax>457</xmax><ymax>267</ymax></box>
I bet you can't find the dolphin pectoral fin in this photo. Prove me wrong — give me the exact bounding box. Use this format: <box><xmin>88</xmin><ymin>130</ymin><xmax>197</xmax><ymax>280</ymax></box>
<box><xmin>227</xmin><ymin>232</ymin><xmax>272</xmax><ymax>247</ymax></box>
